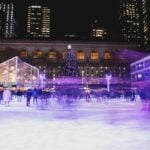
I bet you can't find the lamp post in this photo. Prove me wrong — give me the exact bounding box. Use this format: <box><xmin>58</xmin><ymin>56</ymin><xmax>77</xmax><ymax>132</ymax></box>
<box><xmin>105</xmin><ymin>74</ymin><xmax>112</xmax><ymax>92</ymax></box>
<box><xmin>81</xmin><ymin>70</ymin><xmax>84</xmax><ymax>84</ymax></box>
<box><xmin>52</xmin><ymin>72</ymin><xmax>56</xmax><ymax>89</ymax></box>
<box><xmin>67</xmin><ymin>44</ymin><xmax>72</xmax><ymax>50</ymax></box>
<box><xmin>39</xmin><ymin>74</ymin><xmax>45</xmax><ymax>89</ymax></box>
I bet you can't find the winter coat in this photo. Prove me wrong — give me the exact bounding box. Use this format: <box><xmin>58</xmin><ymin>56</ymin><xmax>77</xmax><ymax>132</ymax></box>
<box><xmin>3</xmin><ymin>89</ymin><xmax>12</xmax><ymax>102</ymax></box>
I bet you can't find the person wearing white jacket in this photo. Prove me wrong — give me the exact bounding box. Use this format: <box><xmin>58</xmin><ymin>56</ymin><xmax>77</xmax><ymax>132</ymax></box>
<box><xmin>3</xmin><ymin>87</ymin><xmax>12</xmax><ymax>106</ymax></box>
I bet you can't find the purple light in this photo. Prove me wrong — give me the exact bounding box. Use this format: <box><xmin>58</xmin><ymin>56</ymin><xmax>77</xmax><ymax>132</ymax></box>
<box><xmin>40</xmin><ymin>74</ymin><xmax>45</xmax><ymax>80</ymax></box>
<box><xmin>138</xmin><ymin>74</ymin><xmax>142</xmax><ymax>78</ymax></box>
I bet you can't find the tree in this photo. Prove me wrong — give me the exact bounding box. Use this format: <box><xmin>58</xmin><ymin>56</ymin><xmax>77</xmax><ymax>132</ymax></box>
<box><xmin>62</xmin><ymin>45</ymin><xmax>79</xmax><ymax>77</ymax></box>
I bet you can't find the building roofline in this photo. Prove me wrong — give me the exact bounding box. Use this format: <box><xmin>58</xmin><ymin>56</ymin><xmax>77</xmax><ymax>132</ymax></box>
<box><xmin>0</xmin><ymin>39</ymin><xmax>139</xmax><ymax>49</ymax></box>
<box><xmin>130</xmin><ymin>55</ymin><xmax>150</xmax><ymax>66</ymax></box>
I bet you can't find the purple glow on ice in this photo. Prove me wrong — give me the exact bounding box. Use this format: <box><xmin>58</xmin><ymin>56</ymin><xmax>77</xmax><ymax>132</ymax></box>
<box><xmin>48</xmin><ymin>76</ymin><xmax>124</xmax><ymax>85</ymax></box>
<box><xmin>0</xmin><ymin>98</ymin><xmax>150</xmax><ymax>150</ymax></box>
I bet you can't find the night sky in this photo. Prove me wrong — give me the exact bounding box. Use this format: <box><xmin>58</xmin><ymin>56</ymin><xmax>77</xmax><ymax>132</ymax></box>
<box><xmin>14</xmin><ymin>0</ymin><xmax>119</xmax><ymax>40</ymax></box>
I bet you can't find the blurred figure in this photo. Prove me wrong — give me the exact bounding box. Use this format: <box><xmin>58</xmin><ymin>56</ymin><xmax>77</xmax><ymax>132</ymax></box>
<box><xmin>26</xmin><ymin>89</ymin><xmax>32</xmax><ymax>107</ymax></box>
<box><xmin>131</xmin><ymin>90</ymin><xmax>136</xmax><ymax>101</ymax></box>
<box><xmin>124</xmin><ymin>90</ymin><xmax>132</xmax><ymax>102</ymax></box>
<box><xmin>0</xmin><ymin>90</ymin><xmax>3</xmax><ymax>104</ymax></box>
<box><xmin>3</xmin><ymin>87</ymin><xmax>12</xmax><ymax>106</ymax></box>
<box><xmin>139</xmin><ymin>86</ymin><xmax>150</xmax><ymax>110</ymax></box>
<box><xmin>16</xmin><ymin>89</ymin><xmax>22</xmax><ymax>102</ymax></box>
<box><xmin>32</xmin><ymin>88</ymin><xmax>38</xmax><ymax>104</ymax></box>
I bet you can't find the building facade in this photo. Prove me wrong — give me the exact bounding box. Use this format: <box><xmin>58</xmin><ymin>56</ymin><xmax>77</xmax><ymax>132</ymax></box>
<box><xmin>0</xmin><ymin>40</ymin><xmax>145</xmax><ymax>87</ymax></box>
<box><xmin>119</xmin><ymin>0</ymin><xmax>143</xmax><ymax>44</ymax></box>
<box><xmin>27</xmin><ymin>4</ymin><xmax>51</xmax><ymax>39</ymax></box>
<box><xmin>0</xmin><ymin>0</ymin><xmax>16</xmax><ymax>39</ymax></box>
<box><xmin>130</xmin><ymin>55</ymin><xmax>150</xmax><ymax>89</ymax></box>
<box><xmin>90</xmin><ymin>19</ymin><xmax>107</xmax><ymax>40</ymax></box>
<box><xmin>0</xmin><ymin>10</ymin><xmax>4</xmax><ymax>38</ymax></box>
<box><xmin>142</xmin><ymin>0</ymin><xmax>150</xmax><ymax>50</ymax></box>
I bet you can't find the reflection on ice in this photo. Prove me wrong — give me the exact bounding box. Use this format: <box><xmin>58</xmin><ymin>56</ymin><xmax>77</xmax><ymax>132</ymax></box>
<box><xmin>0</xmin><ymin>97</ymin><xmax>150</xmax><ymax>150</ymax></box>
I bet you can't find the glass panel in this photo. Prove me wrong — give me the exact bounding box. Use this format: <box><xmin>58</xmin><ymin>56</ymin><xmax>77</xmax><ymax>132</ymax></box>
<box><xmin>0</xmin><ymin>57</ymin><xmax>39</xmax><ymax>88</ymax></box>
<box><xmin>0</xmin><ymin>57</ymin><xmax>17</xmax><ymax>86</ymax></box>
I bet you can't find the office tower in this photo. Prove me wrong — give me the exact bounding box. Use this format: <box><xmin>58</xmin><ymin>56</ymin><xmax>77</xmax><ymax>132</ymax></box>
<box><xmin>27</xmin><ymin>4</ymin><xmax>51</xmax><ymax>38</ymax></box>
<box><xmin>90</xmin><ymin>19</ymin><xmax>107</xmax><ymax>40</ymax></box>
<box><xmin>119</xmin><ymin>0</ymin><xmax>143</xmax><ymax>44</ymax></box>
<box><xmin>142</xmin><ymin>0</ymin><xmax>150</xmax><ymax>50</ymax></box>
<box><xmin>0</xmin><ymin>0</ymin><xmax>16</xmax><ymax>38</ymax></box>
<box><xmin>0</xmin><ymin>10</ymin><xmax>4</xmax><ymax>38</ymax></box>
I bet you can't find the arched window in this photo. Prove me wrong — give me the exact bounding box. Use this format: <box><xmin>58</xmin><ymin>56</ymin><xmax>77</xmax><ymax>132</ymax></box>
<box><xmin>33</xmin><ymin>49</ymin><xmax>42</xmax><ymax>58</ymax></box>
<box><xmin>104</xmin><ymin>51</ymin><xmax>111</xmax><ymax>60</ymax></box>
<box><xmin>77</xmin><ymin>51</ymin><xmax>85</xmax><ymax>60</ymax></box>
<box><xmin>91</xmin><ymin>51</ymin><xmax>99</xmax><ymax>60</ymax></box>
<box><xmin>62</xmin><ymin>50</ymin><xmax>67</xmax><ymax>59</ymax></box>
<box><xmin>20</xmin><ymin>49</ymin><xmax>28</xmax><ymax>58</ymax></box>
<box><xmin>48</xmin><ymin>50</ymin><xmax>56</xmax><ymax>59</ymax></box>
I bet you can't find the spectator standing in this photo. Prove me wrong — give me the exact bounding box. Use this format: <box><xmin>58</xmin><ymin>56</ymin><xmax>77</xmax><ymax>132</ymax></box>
<box><xmin>26</xmin><ymin>89</ymin><xmax>32</xmax><ymax>106</ymax></box>
<box><xmin>32</xmin><ymin>88</ymin><xmax>38</xmax><ymax>105</ymax></box>
<box><xmin>3</xmin><ymin>87</ymin><xmax>12</xmax><ymax>106</ymax></box>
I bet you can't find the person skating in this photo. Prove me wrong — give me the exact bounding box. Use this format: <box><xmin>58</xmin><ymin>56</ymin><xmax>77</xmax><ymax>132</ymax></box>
<box><xmin>3</xmin><ymin>87</ymin><xmax>12</xmax><ymax>106</ymax></box>
<box><xmin>26</xmin><ymin>89</ymin><xmax>32</xmax><ymax>106</ymax></box>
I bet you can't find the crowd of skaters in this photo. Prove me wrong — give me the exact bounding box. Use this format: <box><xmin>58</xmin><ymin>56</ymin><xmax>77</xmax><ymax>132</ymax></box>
<box><xmin>0</xmin><ymin>86</ymin><xmax>150</xmax><ymax>110</ymax></box>
<box><xmin>0</xmin><ymin>88</ymin><xmax>41</xmax><ymax>107</ymax></box>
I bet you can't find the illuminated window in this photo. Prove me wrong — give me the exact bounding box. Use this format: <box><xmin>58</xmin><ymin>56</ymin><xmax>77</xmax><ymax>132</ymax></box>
<box><xmin>104</xmin><ymin>51</ymin><xmax>111</xmax><ymax>60</ymax></box>
<box><xmin>77</xmin><ymin>51</ymin><xmax>85</xmax><ymax>60</ymax></box>
<box><xmin>92</xmin><ymin>29</ymin><xmax>106</xmax><ymax>38</ymax></box>
<box><xmin>91</xmin><ymin>51</ymin><xmax>99</xmax><ymax>60</ymax></box>
<box><xmin>20</xmin><ymin>50</ymin><xmax>28</xmax><ymax>58</ymax></box>
<box><xmin>48</xmin><ymin>51</ymin><xmax>56</xmax><ymax>59</ymax></box>
<box><xmin>33</xmin><ymin>49</ymin><xmax>42</xmax><ymax>58</ymax></box>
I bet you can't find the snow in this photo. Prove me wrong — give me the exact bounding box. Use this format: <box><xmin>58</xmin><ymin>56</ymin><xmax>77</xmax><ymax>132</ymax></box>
<box><xmin>0</xmin><ymin>97</ymin><xmax>150</xmax><ymax>150</ymax></box>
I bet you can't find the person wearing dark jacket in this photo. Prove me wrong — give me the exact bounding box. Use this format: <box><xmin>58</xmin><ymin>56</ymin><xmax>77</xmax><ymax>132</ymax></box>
<box><xmin>26</xmin><ymin>89</ymin><xmax>32</xmax><ymax>106</ymax></box>
<box><xmin>139</xmin><ymin>87</ymin><xmax>150</xmax><ymax>110</ymax></box>
<box><xmin>32</xmin><ymin>88</ymin><xmax>38</xmax><ymax>104</ymax></box>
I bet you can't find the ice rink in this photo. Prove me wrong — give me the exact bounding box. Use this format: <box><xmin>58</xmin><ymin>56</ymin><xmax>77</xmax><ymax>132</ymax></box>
<box><xmin>0</xmin><ymin>98</ymin><xmax>150</xmax><ymax>150</ymax></box>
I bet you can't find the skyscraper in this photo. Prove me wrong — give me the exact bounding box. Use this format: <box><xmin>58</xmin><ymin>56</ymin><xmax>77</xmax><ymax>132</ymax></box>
<box><xmin>27</xmin><ymin>4</ymin><xmax>51</xmax><ymax>39</ymax></box>
<box><xmin>90</xmin><ymin>19</ymin><xmax>107</xmax><ymax>40</ymax></box>
<box><xmin>0</xmin><ymin>10</ymin><xmax>4</xmax><ymax>38</ymax></box>
<box><xmin>119</xmin><ymin>0</ymin><xmax>143</xmax><ymax>44</ymax></box>
<box><xmin>0</xmin><ymin>0</ymin><xmax>16</xmax><ymax>39</ymax></box>
<box><xmin>142</xmin><ymin>0</ymin><xmax>150</xmax><ymax>50</ymax></box>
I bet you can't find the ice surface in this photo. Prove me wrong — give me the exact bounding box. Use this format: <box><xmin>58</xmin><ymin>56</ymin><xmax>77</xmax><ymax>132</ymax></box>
<box><xmin>0</xmin><ymin>98</ymin><xmax>150</xmax><ymax>150</ymax></box>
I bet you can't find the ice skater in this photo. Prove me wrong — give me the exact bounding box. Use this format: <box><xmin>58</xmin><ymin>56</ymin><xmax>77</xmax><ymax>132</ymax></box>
<box><xmin>26</xmin><ymin>89</ymin><xmax>32</xmax><ymax>106</ymax></box>
<box><xmin>32</xmin><ymin>88</ymin><xmax>38</xmax><ymax>105</ymax></box>
<box><xmin>3</xmin><ymin>87</ymin><xmax>12</xmax><ymax>106</ymax></box>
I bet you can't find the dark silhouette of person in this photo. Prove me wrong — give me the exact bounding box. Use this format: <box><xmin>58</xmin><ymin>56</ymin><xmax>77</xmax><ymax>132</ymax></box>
<box><xmin>26</xmin><ymin>89</ymin><xmax>32</xmax><ymax>106</ymax></box>
<box><xmin>32</xmin><ymin>88</ymin><xmax>38</xmax><ymax>104</ymax></box>
<box><xmin>16</xmin><ymin>89</ymin><xmax>22</xmax><ymax>102</ymax></box>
